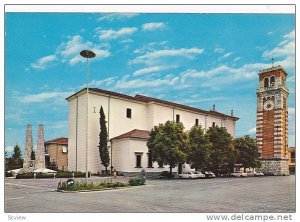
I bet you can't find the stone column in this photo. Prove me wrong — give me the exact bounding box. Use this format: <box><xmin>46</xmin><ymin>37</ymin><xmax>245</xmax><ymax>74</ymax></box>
<box><xmin>23</xmin><ymin>124</ymin><xmax>33</xmax><ymax>169</ymax></box>
<box><xmin>35</xmin><ymin>124</ymin><xmax>45</xmax><ymax>169</ymax></box>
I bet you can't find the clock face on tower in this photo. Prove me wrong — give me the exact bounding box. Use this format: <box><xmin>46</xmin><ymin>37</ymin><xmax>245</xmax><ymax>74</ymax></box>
<box><xmin>263</xmin><ymin>100</ymin><xmax>275</xmax><ymax>111</ymax></box>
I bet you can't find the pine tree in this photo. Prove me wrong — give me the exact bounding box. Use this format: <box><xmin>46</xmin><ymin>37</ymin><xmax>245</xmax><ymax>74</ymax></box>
<box><xmin>9</xmin><ymin>144</ymin><xmax>23</xmax><ymax>169</ymax></box>
<box><xmin>98</xmin><ymin>106</ymin><xmax>110</xmax><ymax>175</ymax></box>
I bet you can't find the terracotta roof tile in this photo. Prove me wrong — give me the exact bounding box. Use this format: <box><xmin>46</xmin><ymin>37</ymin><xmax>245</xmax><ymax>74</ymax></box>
<box><xmin>45</xmin><ymin>137</ymin><xmax>68</xmax><ymax>145</ymax></box>
<box><xmin>111</xmin><ymin>129</ymin><xmax>150</xmax><ymax>140</ymax></box>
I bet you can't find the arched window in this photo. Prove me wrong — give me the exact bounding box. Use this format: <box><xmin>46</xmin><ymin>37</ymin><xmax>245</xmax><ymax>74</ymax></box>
<box><xmin>270</xmin><ymin>76</ymin><xmax>275</xmax><ymax>86</ymax></box>
<box><xmin>264</xmin><ymin>77</ymin><xmax>269</xmax><ymax>87</ymax></box>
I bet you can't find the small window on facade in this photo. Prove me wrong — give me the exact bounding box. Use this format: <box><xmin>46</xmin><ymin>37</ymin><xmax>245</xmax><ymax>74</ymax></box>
<box><xmin>147</xmin><ymin>152</ymin><xmax>153</xmax><ymax>168</ymax></box>
<box><xmin>62</xmin><ymin>146</ymin><xmax>67</xmax><ymax>153</ymax></box>
<box><xmin>270</xmin><ymin>76</ymin><xmax>275</xmax><ymax>86</ymax></box>
<box><xmin>264</xmin><ymin>77</ymin><xmax>269</xmax><ymax>87</ymax></box>
<box><xmin>212</xmin><ymin>122</ymin><xmax>216</xmax><ymax>127</ymax></box>
<box><xmin>126</xmin><ymin>108</ymin><xmax>132</xmax><ymax>118</ymax></box>
<box><xmin>135</xmin><ymin>153</ymin><xmax>142</xmax><ymax>168</ymax></box>
<box><xmin>176</xmin><ymin>114</ymin><xmax>180</xmax><ymax>123</ymax></box>
<box><xmin>195</xmin><ymin>119</ymin><xmax>199</xmax><ymax>126</ymax></box>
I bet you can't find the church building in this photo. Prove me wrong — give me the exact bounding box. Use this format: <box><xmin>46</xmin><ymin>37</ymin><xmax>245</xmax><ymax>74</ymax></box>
<box><xmin>66</xmin><ymin>88</ymin><xmax>239</xmax><ymax>175</ymax></box>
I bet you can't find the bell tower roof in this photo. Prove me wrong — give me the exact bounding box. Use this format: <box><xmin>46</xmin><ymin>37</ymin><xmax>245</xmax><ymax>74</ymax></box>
<box><xmin>258</xmin><ymin>65</ymin><xmax>287</xmax><ymax>76</ymax></box>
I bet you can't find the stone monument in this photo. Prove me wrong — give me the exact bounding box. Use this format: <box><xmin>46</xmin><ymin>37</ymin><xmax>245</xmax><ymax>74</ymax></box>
<box><xmin>23</xmin><ymin>124</ymin><xmax>34</xmax><ymax>169</ymax></box>
<box><xmin>35</xmin><ymin>124</ymin><xmax>45</xmax><ymax>169</ymax></box>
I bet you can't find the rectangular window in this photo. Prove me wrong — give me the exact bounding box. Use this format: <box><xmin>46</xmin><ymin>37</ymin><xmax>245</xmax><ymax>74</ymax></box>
<box><xmin>195</xmin><ymin>119</ymin><xmax>199</xmax><ymax>126</ymax></box>
<box><xmin>126</xmin><ymin>108</ymin><xmax>132</xmax><ymax>118</ymax></box>
<box><xmin>135</xmin><ymin>153</ymin><xmax>142</xmax><ymax>168</ymax></box>
<box><xmin>212</xmin><ymin>122</ymin><xmax>216</xmax><ymax>127</ymax></box>
<box><xmin>176</xmin><ymin>114</ymin><xmax>180</xmax><ymax>123</ymax></box>
<box><xmin>62</xmin><ymin>146</ymin><xmax>67</xmax><ymax>153</ymax></box>
<box><xmin>147</xmin><ymin>153</ymin><xmax>153</xmax><ymax>168</ymax></box>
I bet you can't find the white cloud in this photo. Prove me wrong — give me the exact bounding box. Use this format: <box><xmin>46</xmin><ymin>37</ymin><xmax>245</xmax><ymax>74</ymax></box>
<box><xmin>288</xmin><ymin>107</ymin><xmax>295</xmax><ymax>115</ymax></box>
<box><xmin>267</xmin><ymin>31</ymin><xmax>274</xmax><ymax>35</ymax></box>
<box><xmin>56</xmin><ymin>35</ymin><xmax>110</xmax><ymax>65</ymax></box>
<box><xmin>248</xmin><ymin>127</ymin><xmax>256</xmax><ymax>134</ymax></box>
<box><xmin>97</xmin><ymin>27</ymin><xmax>137</xmax><ymax>40</ymax></box>
<box><xmin>120</xmin><ymin>39</ymin><xmax>134</xmax><ymax>44</ymax></box>
<box><xmin>133</xmin><ymin>66</ymin><xmax>175</xmax><ymax>76</ymax></box>
<box><xmin>214</xmin><ymin>47</ymin><xmax>225</xmax><ymax>53</ymax></box>
<box><xmin>81</xmin><ymin>77</ymin><xmax>118</xmax><ymax>88</ymax></box>
<box><xmin>233</xmin><ymin>57</ymin><xmax>241</xmax><ymax>62</ymax></box>
<box><xmin>98</xmin><ymin>13</ymin><xmax>139</xmax><ymax>22</ymax></box>
<box><xmin>5</xmin><ymin>146</ymin><xmax>14</xmax><ymax>153</ymax></box>
<box><xmin>263</xmin><ymin>30</ymin><xmax>295</xmax><ymax>59</ymax></box>
<box><xmin>115</xmin><ymin>75</ymin><xmax>179</xmax><ymax>89</ymax></box>
<box><xmin>142</xmin><ymin>22</ymin><xmax>166</xmax><ymax>31</ymax></box>
<box><xmin>31</xmin><ymin>55</ymin><xmax>57</xmax><ymax>70</ymax></box>
<box><xmin>131</xmin><ymin>48</ymin><xmax>204</xmax><ymax>65</ymax></box>
<box><xmin>21</xmin><ymin>91</ymin><xmax>73</xmax><ymax>103</ymax></box>
<box><xmin>222</xmin><ymin>52</ymin><xmax>233</xmax><ymax>59</ymax></box>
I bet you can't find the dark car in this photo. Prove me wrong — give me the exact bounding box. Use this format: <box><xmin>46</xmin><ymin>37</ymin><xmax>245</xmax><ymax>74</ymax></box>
<box><xmin>159</xmin><ymin>171</ymin><xmax>175</xmax><ymax>179</ymax></box>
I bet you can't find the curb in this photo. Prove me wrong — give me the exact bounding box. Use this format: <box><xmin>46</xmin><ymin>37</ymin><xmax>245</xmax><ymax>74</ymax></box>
<box><xmin>56</xmin><ymin>184</ymin><xmax>147</xmax><ymax>193</ymax></box>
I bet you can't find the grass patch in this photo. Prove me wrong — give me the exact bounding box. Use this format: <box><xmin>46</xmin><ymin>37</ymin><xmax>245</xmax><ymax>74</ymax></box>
<box><xmin>57</xmin><ymin>181</ymin><xmax>127</xmax><ymax>191</ymax></box>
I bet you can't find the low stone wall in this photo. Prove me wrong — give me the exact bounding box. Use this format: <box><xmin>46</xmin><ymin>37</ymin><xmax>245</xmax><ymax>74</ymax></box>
<box><xmin>257</xmin><ymin>158</ymin><xmax>290</xmax><ymax>176</ymax></box>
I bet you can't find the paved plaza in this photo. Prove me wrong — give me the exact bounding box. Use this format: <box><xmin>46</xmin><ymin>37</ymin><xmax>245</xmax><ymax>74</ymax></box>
<box><xmin>5</xmin><ymin>175</ymin><xmax>295</xmax><ymax>213</ymax></box>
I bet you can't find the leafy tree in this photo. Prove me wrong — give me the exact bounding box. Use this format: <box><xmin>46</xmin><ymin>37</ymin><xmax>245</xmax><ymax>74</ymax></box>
<box><xmin>6</xmin><ymin>145</ymin><xmax>23</xmax><ymax>169</ymax></box>
<box><xmin>98</xmin><ymin>106</ymin><xmax>110</xmax><ymax>175</ymax></box>
<box><xmin>206</xmin><ymin>126</ymin><xmax>234</xmax><ymax>176</ymax></box>
<box><xmin>234</xmin><ymin>135</ymin><xmax>261</xmax><ymax>172</ymax></box>
<box><xmin>147</xmin><ymin>120</ymin><xmax>188</xmax><ymax>175</ymax></box>
<box><xmin>31</xmin><ymin>150</ymin><xmax>36</xmax><ymax>160</ymax></box>
<box><xmin>187</xmin><ymin>125</ymin><xmax>211</xmax><ymax>170</ymax></box>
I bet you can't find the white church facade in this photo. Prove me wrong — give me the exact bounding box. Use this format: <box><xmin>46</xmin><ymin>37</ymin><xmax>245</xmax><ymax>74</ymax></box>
<box><xmin>66</xmin><ymin>88</ymin><xmax>239</xmax><ymax>175</ymax></box>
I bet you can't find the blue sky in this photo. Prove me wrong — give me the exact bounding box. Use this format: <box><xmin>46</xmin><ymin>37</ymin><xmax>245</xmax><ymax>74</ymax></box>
<box><xmin>5</xmin><ymin>13</ymin><xmax>295</xmax><ymax>156</ymax></box>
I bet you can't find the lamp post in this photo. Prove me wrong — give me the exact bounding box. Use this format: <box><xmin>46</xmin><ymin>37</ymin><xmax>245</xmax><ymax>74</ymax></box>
<box><xmin>80</xmin><ymin>50</ymin><xmax>96</xmax><ymax>182</ymax></box>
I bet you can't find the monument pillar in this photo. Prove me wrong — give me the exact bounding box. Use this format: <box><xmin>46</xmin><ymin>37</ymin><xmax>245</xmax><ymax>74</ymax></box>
<box><xmin>23</xmin><ymin>124</ymin><xmax>33</xmax><ymax>169</ymax></box>
<box><xmin>35</xmin><ymin>124</ymin><xmax>45</xmax><ymax>169</ymax></box>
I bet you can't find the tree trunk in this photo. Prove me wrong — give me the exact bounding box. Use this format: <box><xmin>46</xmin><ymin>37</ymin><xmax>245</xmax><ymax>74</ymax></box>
<box><xmin>170</xmin><ymin>165</ymin><xmax>173</xmax><ymax>177</ymax></box>
<box><xmin>244</xmin><ymin>167</ymin><xmax>246</xmax><ymax>173</ymax></box>
<box><xmin>105</xmin><ymin>166</ymin><xmax>108</xmax><ymax>175</ymax></box>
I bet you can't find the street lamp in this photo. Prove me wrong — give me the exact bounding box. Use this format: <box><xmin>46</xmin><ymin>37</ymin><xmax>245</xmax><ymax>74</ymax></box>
<box><xmin>80</xmin><ymin>50</ymin><xmax>96</xmax><ymax>182</ymax></box>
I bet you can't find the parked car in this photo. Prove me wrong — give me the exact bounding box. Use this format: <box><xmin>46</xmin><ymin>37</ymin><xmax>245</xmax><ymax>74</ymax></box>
<box><xmin>159</xmin><ymin>171</ymin><xmax>175</xmax><ymax>179</ymax></box>
<box><xmin>202</xmin><ymin>171</ymin><xmax>216</xmax><ymax>178</ymax></box>
<box><xmin>178</xmin><ymin>172</ymin><xmax>198</xmax><ymax>179</ymax></box>
<box><xmin>193</xmin><ymin>171</ymin><xmax>206</xmax><ymax>179</ymax></box>
<box><xmin>253</xmin><ymin>171</ymin><xmax>264</xmax><ymax>176</ymax></box>
<box><xmin>231</xmin><ymin>171</ymin><xmax>247</xmax><ymax>177</ymax></box>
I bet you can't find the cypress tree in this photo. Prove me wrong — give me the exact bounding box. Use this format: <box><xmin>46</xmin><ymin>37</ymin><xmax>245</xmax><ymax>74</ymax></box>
<box><xmin>98</xmin><ymin>106</ymin><xmax>110</xmax><ymax>175</ymax></box>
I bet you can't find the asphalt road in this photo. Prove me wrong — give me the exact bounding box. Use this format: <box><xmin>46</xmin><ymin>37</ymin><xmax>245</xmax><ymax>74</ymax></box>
<box><xmin>5</xmin><ymin>175</ymin><xmax>295</xmax><ymax>213</ymax></box>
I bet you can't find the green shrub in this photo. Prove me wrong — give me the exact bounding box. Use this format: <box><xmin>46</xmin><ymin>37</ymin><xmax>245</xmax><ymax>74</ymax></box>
<box><xmin>56</xmin><ymin>171</ymin><xmax>73</xmax><ymax>178</ymax></box>
<box><xmin>36</xmin><ymin>173</ymin><xmax>54</xmax><ymax>178</ymax></box>
<box><xmin>16</xmin><ymin>172</ymin><xmax>34</xmax><ymax>179</ymax></box>
<box><xmin>128</xmin><ymin>178</ymin><xmax>145</xmax><ymax>186</ymax></box>
<box><xmin>5</xmin><ymin>171</ymin><xmax>13</xmax><ymax>177</ymax></box>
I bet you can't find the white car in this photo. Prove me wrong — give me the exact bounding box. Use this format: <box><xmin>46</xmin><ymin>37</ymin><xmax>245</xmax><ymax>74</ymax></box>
<box><xmin>253</xmin><ymin>171</ymin><xmax>264</xmax><ymax>176</ymax></box>
<box><xmin>231</xmin><ymin>172</ymin><xmax>247</xmax><ymax>177</ymax></box>
<box><xmin>193</xmin><ymin>171</ymin><xmax>206</xmax><ymax>179</ymax></box>
<box><xmin>178</xmin><ymin>172</ymin><xmax>198</xmax><ymax>179</ymax></box>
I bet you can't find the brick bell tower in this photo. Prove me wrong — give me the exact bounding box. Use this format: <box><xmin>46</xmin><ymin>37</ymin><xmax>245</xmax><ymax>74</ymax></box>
<box><xmin>256</xmin><ymin>65</ymin><xmax>290</xmax><ymax>175</ymax></box>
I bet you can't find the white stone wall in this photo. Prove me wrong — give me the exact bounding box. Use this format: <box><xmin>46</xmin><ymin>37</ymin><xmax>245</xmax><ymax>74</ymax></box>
<box><xmin>68</xmin><ymin>91</ymin><xmax>237</xmax><ymax>173</ymax></box>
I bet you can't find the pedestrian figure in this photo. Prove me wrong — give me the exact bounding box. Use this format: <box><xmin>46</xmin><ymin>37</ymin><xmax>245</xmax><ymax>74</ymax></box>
<box><xmin>113</xmin><ymin>169</ymin><xmax>117</xmax><ymax>179</ymax></box>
